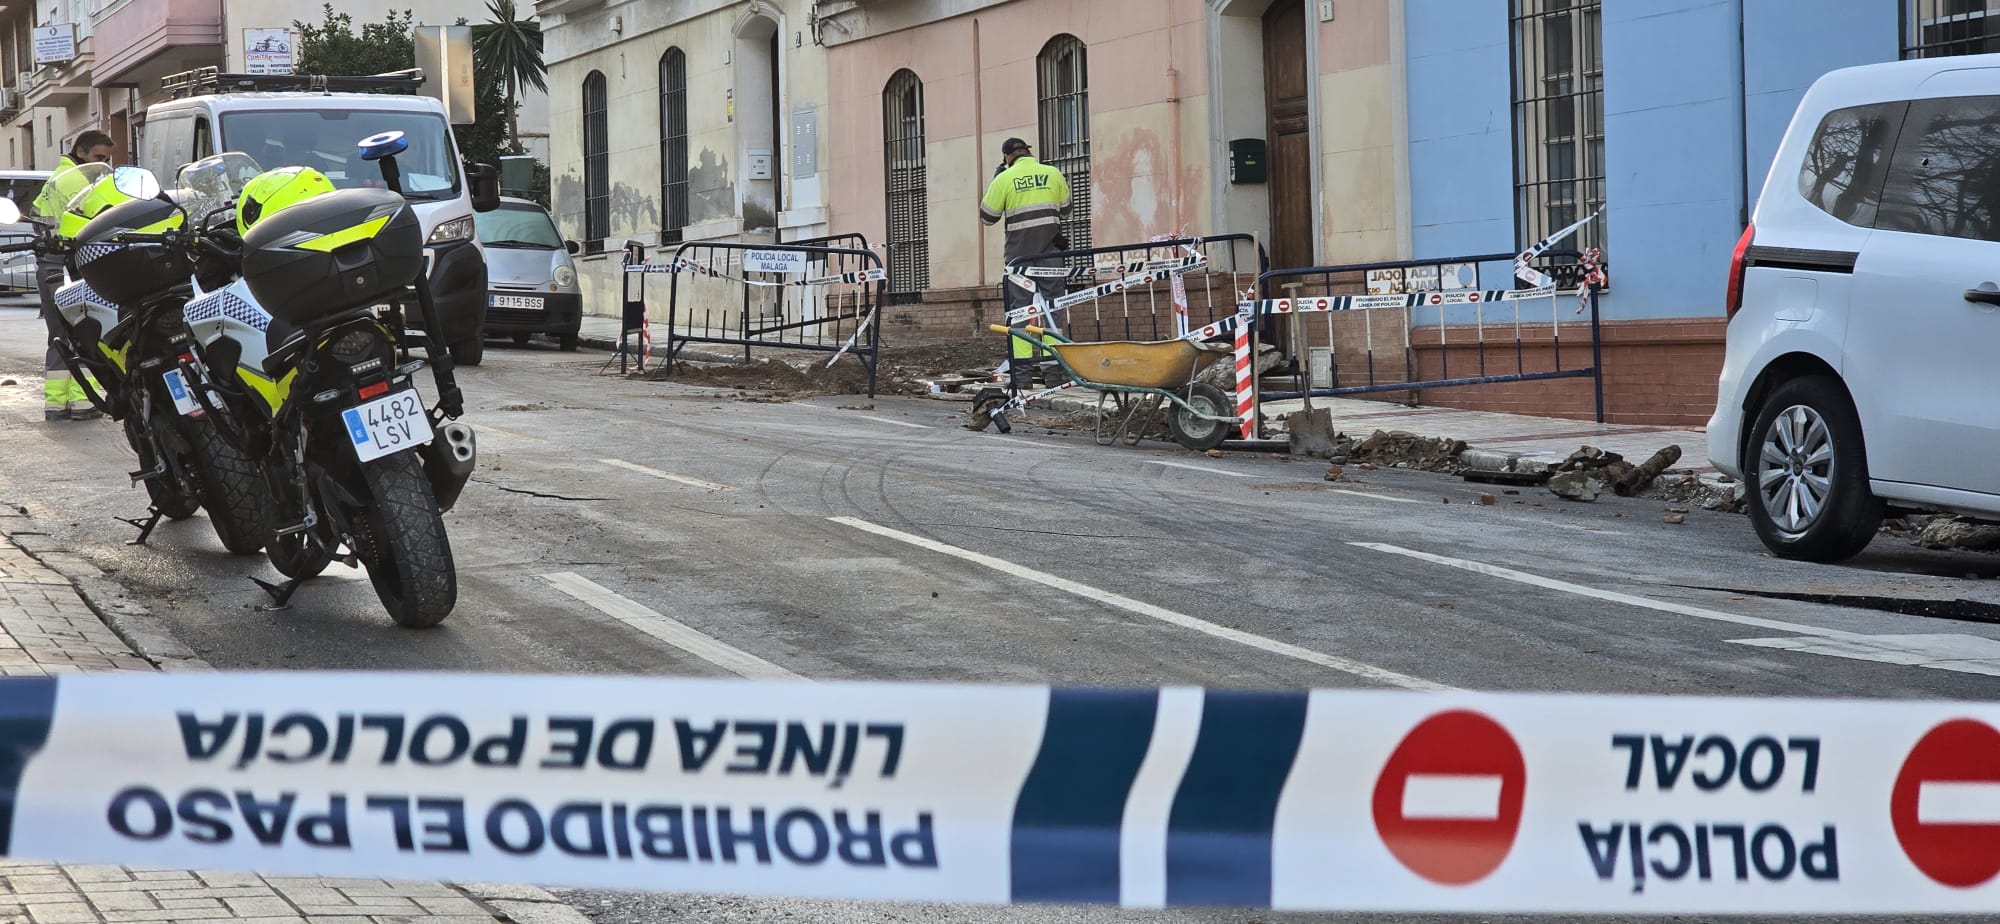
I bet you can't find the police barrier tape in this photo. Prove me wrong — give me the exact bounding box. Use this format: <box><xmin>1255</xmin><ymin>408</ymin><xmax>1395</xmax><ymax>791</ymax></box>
<box><xmin>625</xmin><ymin>258</ymin><xmax>888</xmax><ymax>289</ymax></box>
<box><xmin>9</xmin><ymin>672</ymin><xmax>2000</xmax><ymax>913</ymax></box>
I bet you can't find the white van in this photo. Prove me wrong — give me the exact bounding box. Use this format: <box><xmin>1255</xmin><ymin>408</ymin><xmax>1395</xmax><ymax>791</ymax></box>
<box><xmin>1709</xmin><ymin>52</ymin><xmax>2000</xmax><ymax>562</ymax></box>
<box><xmin>137</xmin><ymin>69</ymin><xmax>501</xmax><ymax>363</ymax></box>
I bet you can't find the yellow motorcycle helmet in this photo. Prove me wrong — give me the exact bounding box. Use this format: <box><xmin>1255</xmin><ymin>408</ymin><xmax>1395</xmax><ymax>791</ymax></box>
<box><xmin>60</xmin><ymin>172</ymin><xmax>160</xmax><ymax>240</ymax></box>
<box><xmin>236</xmin><ymin>166</ymin><xmax>337</xmax><ymax>238</ymax></box>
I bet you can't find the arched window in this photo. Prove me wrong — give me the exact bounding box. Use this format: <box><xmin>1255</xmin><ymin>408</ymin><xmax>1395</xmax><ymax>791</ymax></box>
<box><xmin>1037</xmin><ymin>34</ymin><xmax>1091</xmax><ymax>258</ymax></box>
<box><xmin>882</xmin><ymin>69</ymin><xmax>928</xmax><ymax>300</ymax></box>
<box><xmin>583</xmin><ymin>71</ymin><xmax>609</xmax><ymax>252</ymax></box>
<box><xmin>660</xmin><ymin>49</ymin><xmax>689</xmax><ymax>243</ymax></box>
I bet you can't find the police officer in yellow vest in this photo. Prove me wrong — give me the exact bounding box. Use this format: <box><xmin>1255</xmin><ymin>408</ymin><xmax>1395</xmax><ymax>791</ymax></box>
<box><xmin>36</xmin><ymin>130</ymin><xmax>112</xmax><ymax>422</ymax></box>
<box><xmin>981</xmin><ymin>137</ymin><xmax>1071</xmax><ymax>374</ymax></box>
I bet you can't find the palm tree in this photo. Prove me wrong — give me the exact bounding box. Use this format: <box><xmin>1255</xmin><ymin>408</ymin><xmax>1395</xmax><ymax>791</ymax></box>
<box><xmin>471</xmin><ymin>0</ymin><xmax>545</xmax><ymax>155</ymax></box>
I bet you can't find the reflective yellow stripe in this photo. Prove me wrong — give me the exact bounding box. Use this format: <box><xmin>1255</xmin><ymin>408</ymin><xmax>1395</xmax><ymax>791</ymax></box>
<box><xmin>97</xmin><ymin>342</ymin><xmax>127</xmax><ymax>372</ymax></box>
<box><xmin>237</xmin><ymin>366</ymin><xmax>296</xmax><ymax>415</ymax></box>
<box><xmin>296</xmin><ymin>216</ymin><xmax>390</xmax><ymax>253</ymax></box>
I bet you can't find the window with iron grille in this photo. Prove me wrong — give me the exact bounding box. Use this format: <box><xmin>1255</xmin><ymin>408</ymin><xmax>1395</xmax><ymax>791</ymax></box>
<box><xmin>1905</xmin><ymin>0</ymin><xmax>2000</xmax><ymax>57</ymax></box>
<box><xmin>1037</xmin><ymin>34</ymin><xmax>1091</xmax><ymax>265</ymax></box>
<box><xmin>883</xmin><ymin>69</ymin><xmax>929</xmax><ymax>303</ymax></box>
<box><xmin>583</xmin><ymin>71</ymin><xmax>609</xmax><ymax>254</ymax></box>
<box><xmin>660</xmin><ymin>49</ymin><xmax>689</xmax><ymax>245</ymax></box>
<box><xmin>1511</xmin><ymin>0</ymin><xmax>1605</xmax><ymax>259</ymax></box>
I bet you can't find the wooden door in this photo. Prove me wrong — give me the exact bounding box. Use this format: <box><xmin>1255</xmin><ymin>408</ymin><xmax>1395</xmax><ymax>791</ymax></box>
<box><xmin>1264</xmin><ymin>0</ymin><xmax>1313</xmax><ymax>271</ymax></box>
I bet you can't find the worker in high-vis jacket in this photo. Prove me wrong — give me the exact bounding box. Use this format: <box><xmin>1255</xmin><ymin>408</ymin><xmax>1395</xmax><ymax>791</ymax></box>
<box><xmin>35</xmin><ymin>130</ymin><xmax>113</xmax><ymax>421</ymax></box>
<box><xmin>981</xmin><ymin>137</ymin><xmax>1071</xmax><ymax>376</ymax></box>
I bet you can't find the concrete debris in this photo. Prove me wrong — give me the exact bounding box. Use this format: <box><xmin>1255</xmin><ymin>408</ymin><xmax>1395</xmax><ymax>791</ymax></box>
<box><xmin>1663</xmin><ymin>513</ymin><xmax>1687</xmax><ymax>525</ymax></box>
<box><xmin>1917</xmin><ymin>517</ymin><xmax>2000</xmax><ymax>551</ymax></box>
<box><xmin>1205</xmin><ymin>449</ymin><xmax>1225</xmax><ymax>459</ymax></box>
<box><xmin>1615</xmin><ymin>445</ymin><xmax>1683</xmax><ymax>496</ymax></box>
<box><xmin>1348</xmin><ymin>430</ymin><xmax>1469</xmax><ymax>473</ymax></box>
<box><xmin>1323</xmin><ymin>465</ymin><xmax>1344</xmax><ymax>482</ymax></box>
<box><xmin>1548</xmin><ymin>469</ymin><xmax>1605</xmax><ymax>502</ymax></box>
<box><xmin>1197</xmin><ymin>342</ymin><xmax>1282</xmax><ymax>391</ymax></box>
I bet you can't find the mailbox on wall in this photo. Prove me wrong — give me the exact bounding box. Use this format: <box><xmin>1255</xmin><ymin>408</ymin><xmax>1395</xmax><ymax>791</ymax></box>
<box><xmin>1229</xmin><ymin>138</ymin><xmax>1267</xmax><ymax>184</ymax></box>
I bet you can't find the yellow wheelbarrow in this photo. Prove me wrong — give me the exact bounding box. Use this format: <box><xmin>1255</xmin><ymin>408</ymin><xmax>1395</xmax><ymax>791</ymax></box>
<box><xmin>985</xmin><ymin>323</ymin><xmax>1238</xmax><ymax>450</ymax></box>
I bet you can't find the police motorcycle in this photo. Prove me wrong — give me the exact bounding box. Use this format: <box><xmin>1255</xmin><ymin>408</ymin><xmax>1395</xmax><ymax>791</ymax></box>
<box><xmin>135</xmin><ymin>138</ymin><xmax>477</xmax><ymax>628</ymax></box>
<box><xmin>0</xmin><ymin>164</ymin><xmax>270</xmax><ymax>554</ymax></box>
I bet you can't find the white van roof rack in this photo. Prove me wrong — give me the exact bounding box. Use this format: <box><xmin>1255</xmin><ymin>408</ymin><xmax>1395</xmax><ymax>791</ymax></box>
<box><xmin>161</xmin><ymin>67</ymin><xmax>427</xmax><ymax>100</ymax></box>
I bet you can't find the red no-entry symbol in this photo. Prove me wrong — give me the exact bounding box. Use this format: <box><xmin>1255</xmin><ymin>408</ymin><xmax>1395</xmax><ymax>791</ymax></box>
<box><xmin>1371</xmin><ymin>710</ymin><xmax>1526</xmax><ymax>885</ymax></box>
<box><xmin>1893</xmin><ymin>718</ymin><xmax>2000</xmax><ymax>887</ymax></box>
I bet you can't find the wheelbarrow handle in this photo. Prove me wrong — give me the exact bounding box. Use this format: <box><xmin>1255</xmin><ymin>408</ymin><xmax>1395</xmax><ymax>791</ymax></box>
<box><xmin>987</xmin><ymin>323</ymin><xmax>1048</xmax><ymax>337</ymax></box>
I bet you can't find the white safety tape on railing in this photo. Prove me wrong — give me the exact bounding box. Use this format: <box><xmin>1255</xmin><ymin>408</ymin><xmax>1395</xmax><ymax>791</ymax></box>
<box><xmin>1234</xmin><ymin>286</ymin><xmax>1559</xmax><ymax>316</ymax></box>
<box><xmin>1</xmin><ymin>672</ymin><xmax>1997</xmax><ymax>914</ymax></box>
<box><xmin>625</xmin><ymin>259</ymin><xmax>888</xmax><ymax>289</ymax></box>
<box><xmin>825</xmin><ymin>307</ymin><xmax>878</xmax><ymax>368</ymax></box>
<box><xmin>1515</xmin><ymin>204</ymin><xmax>1607</xmax><ymax>287</ymax></box>
<box><xmin>1004</xmin><ymin>253</ymin><xmax>1207</xmax><ymax>282</ymax></box>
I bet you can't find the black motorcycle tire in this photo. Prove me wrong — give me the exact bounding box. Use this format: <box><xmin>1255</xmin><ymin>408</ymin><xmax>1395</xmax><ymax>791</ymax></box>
<box><xmin>266</xmin><ymin>530</ymin><xmax>333</xmax><ymax>581</ymax></box>
<box><xmin>191</xmin><ymin>425</ymin><xmax>269</xmax><ymax>555</ymax></box>
<box><xmin>360</xmin><ymin>451</ymin><xmax>457</xmax><ymax>628</ymax></box>
<box><xmin>124</xmin><ymin>416</ymin><xmax>200</xmax><ymax>520</ymax></box>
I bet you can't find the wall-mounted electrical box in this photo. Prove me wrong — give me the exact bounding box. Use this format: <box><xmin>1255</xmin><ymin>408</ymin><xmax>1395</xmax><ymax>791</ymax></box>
<box><xmin>1229</xmin><ymin>138</ymin><xmax>1267</xmax><ymax>184</ymax></box>
<box><xmin>747</xmin><ymin>148</ymin><xmax>773</xmax><ymax>180</ymax></box>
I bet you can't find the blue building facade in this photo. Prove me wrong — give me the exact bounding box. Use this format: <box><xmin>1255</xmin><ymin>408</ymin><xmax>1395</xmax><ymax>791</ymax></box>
<box><xmin>1405</xmin><ymin>0</ymin><xmax>1901</xmax><ymax>323</ymax></box>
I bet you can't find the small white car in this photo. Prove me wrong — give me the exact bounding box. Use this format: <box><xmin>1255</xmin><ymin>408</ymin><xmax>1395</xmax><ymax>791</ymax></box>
<box><xmin>1709</xmin><ymin>53</ymin><xmax>2000</xmax><ymax>562</ymax></box>
<box><xmin>475</xmin><ymin>197</ymin><xmax>581</xmax><ymax>350</ymax></box>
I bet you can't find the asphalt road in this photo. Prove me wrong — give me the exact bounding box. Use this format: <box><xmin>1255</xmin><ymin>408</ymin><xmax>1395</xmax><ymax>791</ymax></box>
<box><xmin>4</xmin><ymin>302</ymin><xmax>1998</xmax><ymax>923</ymax></box>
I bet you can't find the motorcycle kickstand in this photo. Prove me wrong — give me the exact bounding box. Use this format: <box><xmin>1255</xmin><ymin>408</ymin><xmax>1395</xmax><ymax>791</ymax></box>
<box><xmin>250</xmin><ymin>575</ymin><xmax>305</xmax><ymax>610</ymax></box>
<box><xmin>116</xmin><ymin>508</ymin><xmax>164</xmax><ymax>546</ymax></box>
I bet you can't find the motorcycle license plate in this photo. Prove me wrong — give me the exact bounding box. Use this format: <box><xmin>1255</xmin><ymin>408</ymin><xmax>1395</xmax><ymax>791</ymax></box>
<box><xmin>489</xmin><ymin>294</ymin><xmax>544</xmax><ymax>310</ymax></box>
<box><xmin>340</xmin><ymin>390</ymin><xmax>434</xmax><ymax>463</ymax></box>
<box><xmin>161</xmin><ymin>370</ymin><xmax>200</xmax><ymax>417</ymax></box>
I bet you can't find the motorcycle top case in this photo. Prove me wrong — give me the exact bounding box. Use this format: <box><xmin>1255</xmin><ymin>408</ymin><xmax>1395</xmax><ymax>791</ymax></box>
<box><xmin>240</xmin><ymin>187</ymin><xmax>423</xmax><ymax>327</ymax></box>
<box><xmin>71</xmin><ymin>198</ymin><xmax>193</xmax><ymax>306</ymax></box>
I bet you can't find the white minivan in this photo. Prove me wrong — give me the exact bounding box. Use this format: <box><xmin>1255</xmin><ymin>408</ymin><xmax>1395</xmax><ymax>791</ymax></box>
<box><xmin>1710</xmin><ymin>53</ymin><xmax>2000</xmax><ymax>562</ymax></box>
<box><xmin>137</xmin><ymin>69</ymin><xmax>501</xmax><ymax>363</ymax></box>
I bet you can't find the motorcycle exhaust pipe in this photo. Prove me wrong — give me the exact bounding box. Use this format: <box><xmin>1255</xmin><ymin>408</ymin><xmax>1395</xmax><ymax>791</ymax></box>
<box><xmin>422</xmin><ymin>421</ymin><xmax>477</xmax><ymax>513</ymax></box>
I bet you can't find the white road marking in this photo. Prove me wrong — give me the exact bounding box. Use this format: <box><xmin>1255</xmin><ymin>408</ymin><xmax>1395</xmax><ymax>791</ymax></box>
<box><xmin>1918</xmin><ymin>782</ymin><xmax>2000</xmax><ymax>825</ymax></box>
<box><xmin>1120</xmin><ymin>686</ymin><xmax>1205</xmax><ymax>907</ymax></box>
<box><xmin>1401</xmin><ymin>774</ymin><xmax>1504</xmax><ymax>821</ymax></box>
<box><xmin>601</xmin><ymin>458</ymin><xmax>734</xmax><ymax>491</ymax></box>
<box><xmin>1731</xmin><ymin>633</ymin><xmax>2000</xmax><ymax>677</ymax></box>
<box><xmin>1327</xmin><ymin>489</ymin><xmax>1426</xmax><ymax>505</ymax></box>
<box><xmin>1149</xmin><ymin>460</ymin><xmax>1255</xmax><ymax>479</ymax></box>
<box><xmin>1350</xmin><ymin>542</ymin><xmax>1859</xmax><ymax>639</ymax></box>
<box><xmin>832</xmin><ymin>517</ymin><xmax>1448</xmax><ymax>691</ymax></box>
<box><xmin>851</xmin><ymin>415</ymin><xmax>932</xmax><ymax>430</ymax></box>
<box><xmin>541</xmin><ymin>572</ymin><xmax>800</xmax><ymax>680</ymax></box>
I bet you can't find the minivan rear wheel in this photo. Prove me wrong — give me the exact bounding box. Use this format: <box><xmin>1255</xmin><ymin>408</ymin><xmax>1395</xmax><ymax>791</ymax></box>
<box><xmin>1745</xmin><ymin>375</ymin><xmax>1883</xmax><ymax>562</ymax></box>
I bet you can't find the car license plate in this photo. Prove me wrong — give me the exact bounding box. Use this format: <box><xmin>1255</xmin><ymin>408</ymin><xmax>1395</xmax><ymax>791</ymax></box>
<box><xmin>162</xmin><ymin>370</ymin><xmax>200</xmax><ymax>416</ymax></box>
<box><xmin>490</xmin><ymin>294</ymin><xmax>544</xmax><ymax>310</ymax></box>
<box><xmin>340</xmin><ymin>390</ymin><xmax>434</xmax><ymax>463</ymax></box>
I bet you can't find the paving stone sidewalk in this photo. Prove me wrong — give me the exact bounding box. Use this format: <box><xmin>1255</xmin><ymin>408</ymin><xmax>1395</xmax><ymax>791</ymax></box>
<box><xmin>0</xmin><ymin>522</ymin><xmax>591</xmax><ymax>924</ymax></box>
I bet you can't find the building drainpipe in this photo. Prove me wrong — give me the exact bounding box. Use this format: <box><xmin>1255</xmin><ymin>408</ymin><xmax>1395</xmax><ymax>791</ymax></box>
<box><xmin>1732</xmin><ymin>0</ymin><xmax>1750</xmax><ymax>228</ymax></box>
<box><xmin>1166</xmin><ymin>5</ymin><xmax>1182</xmax><ymax>236</ymax></box>
<box><xmin>973</xmin><ymin>17</ymin><xmax>986</xmax><ymax>286</ymax></box>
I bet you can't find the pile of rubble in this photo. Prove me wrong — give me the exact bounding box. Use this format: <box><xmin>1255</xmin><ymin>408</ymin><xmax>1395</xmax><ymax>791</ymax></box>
<box><xmin>1543</xmin><ymin>445</ymin><xmax>1684</xmax><ymax>502</ymax></box>
<box><xmin>1343</xmin><ymin>430</ymin><xmax>1472</xmax><ymax>473</ymax></box>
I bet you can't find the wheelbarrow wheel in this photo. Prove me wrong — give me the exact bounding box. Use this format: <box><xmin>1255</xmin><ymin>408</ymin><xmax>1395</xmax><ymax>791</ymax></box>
<box><xmin>1169</xmin><ymin>382</ymin><xmax>1232</xmax><ymax>452</ymax></box>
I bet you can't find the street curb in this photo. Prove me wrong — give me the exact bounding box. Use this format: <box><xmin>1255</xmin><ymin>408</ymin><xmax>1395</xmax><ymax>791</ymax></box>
<box><xmin>0</xmin><ymin>522</ymin><xmax>212</xmax><ymax>672</ymax></box>
<box><xmin>0</xmin><ymin>519</ymin><xmax>594</xmax><ymax>922</ymax></box>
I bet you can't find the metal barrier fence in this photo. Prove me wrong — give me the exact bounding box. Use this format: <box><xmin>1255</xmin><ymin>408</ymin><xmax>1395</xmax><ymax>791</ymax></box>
<box><xmin>638</xmin><ymin>237</ymin><xmax>887</xmax><ymax>396</ymax></box>
<box><xmin>1246</xmin><ymin>249</ymin><xmax>1605</xmax><ymax>431</ymax></box>
<box><xmin>998</xmin><ymin>234</ymin><xmax>1266</xmax><ymax>384</ymax></box>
